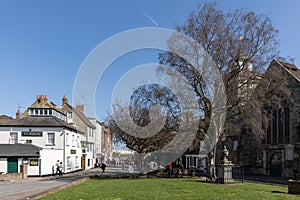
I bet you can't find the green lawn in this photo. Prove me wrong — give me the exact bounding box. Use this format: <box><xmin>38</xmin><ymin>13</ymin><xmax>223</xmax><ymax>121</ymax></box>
<box><xmin>38</xmin><ymin>178</ymin><xmax>300</xmax><ymax>200</ymax></box>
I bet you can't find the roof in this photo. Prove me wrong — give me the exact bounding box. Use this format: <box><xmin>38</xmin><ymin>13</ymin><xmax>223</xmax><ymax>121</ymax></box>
<box><xmin>0</xmin><ymin>115</ymin><xmax>15</xmax><ymax>123</ymax></box>
<box><xmin>275</xmin><ymin>60</ymin><xmax>300</xmax><ymax>81</ymax></box>
<box><xmin>0</xmin><ymin>116</ymin><xmax>77</xmax><ymax>131</ymax></box>
<box><xmin>0</xmin><ymin>144</ymin><xmax>41</xmax><ymax>157</ymax></box>
<box><xmin>63</xmin><ymin>103</ymin><xmax>96</xmax><ymax>129</ymax></box>
<box><xmin>21</xmin><ymin>95</ymin><xmax>66</xmax><ymax>118</ymax></box>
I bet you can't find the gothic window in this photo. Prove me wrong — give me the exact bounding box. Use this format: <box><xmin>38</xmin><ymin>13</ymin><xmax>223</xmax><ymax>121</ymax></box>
<box><xmin>297</xmin><ymin>126</ymin><xmax>300</xmax><ymax>143</ymax></box>
<box><xmin>265</xmin><ymin>99</ymin><xmax>290</xmax><ymax>144</ymax></box>
<box><xmin>284</xmin><ymin>105</ymin><xmax>290</xmax><ymax>144</ymax></box>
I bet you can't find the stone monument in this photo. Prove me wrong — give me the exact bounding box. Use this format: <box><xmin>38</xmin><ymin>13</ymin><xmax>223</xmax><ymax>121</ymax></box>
<box><xmin>217</xmin><ymin>145</ymin><xmax>235</xmax><ymax>184</ymax></box>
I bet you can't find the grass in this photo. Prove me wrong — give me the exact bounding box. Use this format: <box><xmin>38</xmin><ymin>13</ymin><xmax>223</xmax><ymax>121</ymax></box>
<box><xmin>38</xmin><ymin>178</ymin><xmax>300</xmax><ymax>200</ymax></box>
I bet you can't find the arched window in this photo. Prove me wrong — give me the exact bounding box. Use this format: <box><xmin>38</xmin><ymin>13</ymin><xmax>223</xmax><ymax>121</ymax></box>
<box><xmin>264</xmin><ymin>98</ymin><xmax>290</xmax><ymax>144</ymax></box>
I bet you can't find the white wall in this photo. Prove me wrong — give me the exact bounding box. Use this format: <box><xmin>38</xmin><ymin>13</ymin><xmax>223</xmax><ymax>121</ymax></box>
<box><xmin>0</xmin><ymin>127</ymin><xmax>64</xmax><ymax>148</ymax></box>
<box><xmin>0</xmin><ymin>158</ymin><xmax>7</xmax><ymax>174</ymax></box>
<box><xmin>64</xmin><ymin>130</ymin><xmax>83</xmax><ymax>173</ymax></box>
<box><xmin>90</xmin><ymin>119</ymin><xmax>102</xmax><ymax>163</ymax></box>
<box><xmin>39</xmin><ymin>149</ymin><xmax>63</xmax><ymax>176</ymax></box>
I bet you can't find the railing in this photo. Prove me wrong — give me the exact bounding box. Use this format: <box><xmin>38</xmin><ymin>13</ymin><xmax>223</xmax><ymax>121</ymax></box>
<box><xmin>216</xmin><ymin>165</ymin><xmax>244</xmax><ymax>184</ymax></box>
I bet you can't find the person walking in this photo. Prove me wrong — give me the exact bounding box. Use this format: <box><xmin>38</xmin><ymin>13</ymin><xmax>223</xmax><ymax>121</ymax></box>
<box><xmin>55</xmin><ymin>160</ymin><xmax>60</xmax><ymax>176</ymax></box>
<box><xmin>100</xmin><ymin>163</ymin><xmax>106</xmax><ymax>173</ymax></box>
<box><xmin>58</xmin><ymin>162</ymin><xmax>63</xmax><ymax>176</ymax></box>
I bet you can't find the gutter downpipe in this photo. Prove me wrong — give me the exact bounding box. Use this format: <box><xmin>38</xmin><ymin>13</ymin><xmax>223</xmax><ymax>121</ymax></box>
<box><xmin>63</xmin><ymin>130</ymin><xmax>66</xmax><ymax>174</ymax></box>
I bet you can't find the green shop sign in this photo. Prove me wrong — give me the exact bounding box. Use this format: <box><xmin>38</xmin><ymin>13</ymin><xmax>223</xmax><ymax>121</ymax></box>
<box><xmin>22</xmin><ymin>131</ymin><xmax>43</xmax><ymax>137</ymax></box>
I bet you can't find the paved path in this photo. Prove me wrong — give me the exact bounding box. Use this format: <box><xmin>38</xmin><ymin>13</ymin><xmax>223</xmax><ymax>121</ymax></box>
<box><xmin>0</xmin><ymin>167</ymin><xmax>126</xmax><ymax>200</ymax></box>
<box><xmin>244</xmin><ymin>175</ymin><xmax>289</xmax><ymax>186</ymax></box>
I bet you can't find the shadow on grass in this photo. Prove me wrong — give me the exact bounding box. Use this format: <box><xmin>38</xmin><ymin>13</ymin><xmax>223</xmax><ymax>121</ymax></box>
<box><xmin>271</xmin><ymin>190</ymin><xmax>287</xmax><ymax>194</ymax></box>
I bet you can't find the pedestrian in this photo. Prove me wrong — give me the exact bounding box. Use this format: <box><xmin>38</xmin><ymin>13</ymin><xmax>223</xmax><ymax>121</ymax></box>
<box><xmin>178</xmin><ymin>162</ymin><xmax>184</xmax><ymax>177</ymax></box>
<box><xmin>167</xmin><ymin>162</ymin><xmax>172</xmax><ymax>177</ymax></box>
<box><xmin>55</xmin><ymin>160</ymin><xmax>60</xmax><ymax>175</ymax></box>
<box><xmin>59</xmin><ymin>162</ymin><xmax>63</xmax><ymax>176</ymax></box>
<box><xmin>100</xmin><ymin>163</ymin><xmax>106</xmax><ymax>173</ymax></box>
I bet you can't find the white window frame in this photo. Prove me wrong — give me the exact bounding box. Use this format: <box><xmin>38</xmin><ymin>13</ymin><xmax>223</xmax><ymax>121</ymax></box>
<box><xmin>72</xmin><ymin>135</ymin><xmax>75</xmax><ymax>147</ymax></box>
<box><xmin>47</xmin><ymin>133</ymin><xmax>55</xmax><ymax>145</ymax></box>
<box><xmin>77</xmin><ymin>136</ymin><xmax>80</xmax><ymax>147</ymax></box>
<box><xmin>67</xmin><ymin>157</ymin><xmax>71</xmax><ymax>168</ymax></box>
<box><xmin>10</xmin><ymin>132</ymin><xmax>18</xmax><ymax>144</ymax></box>
<box><xmin>66</xmin><ymin>133</ymin><xmax>69</xmax><ymax>146</ymax></box>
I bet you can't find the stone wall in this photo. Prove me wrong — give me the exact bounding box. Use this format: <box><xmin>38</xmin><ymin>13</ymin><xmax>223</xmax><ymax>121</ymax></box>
<box><xmin>0</xmin><ymin>172</ymin><xmax>22</xmax><ymax>180</ymax></box>
<box><xmin>288</xmin><ymin>180</ymin><xmax>300</xmax><ymax>194</ymax></box>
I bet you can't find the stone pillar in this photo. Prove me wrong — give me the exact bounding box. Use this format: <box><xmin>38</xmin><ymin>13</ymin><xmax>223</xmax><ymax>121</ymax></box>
<box><xmin>20</xmin><ymin>164</ymin><xmax>28</xmax><ymax>179</ymax></box>
<box><xmin>263</xmin><ymin>150</ymin><xmax>267</xmax><ymax>175</ymax></box>
<box><xmin>217</xmin><ymin>162</ymin><xmax>234</xmax><ymax>184</ymax></box>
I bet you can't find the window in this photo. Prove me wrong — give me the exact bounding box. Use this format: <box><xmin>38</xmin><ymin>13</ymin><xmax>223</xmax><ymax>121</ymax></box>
<box><xmin>66</xmin><ymin>133</ymin><xmax>69</xmax><ymax>146</ymax></box>
<box><xmin>47</xmin><ymin>133</ymin><xmax>55</xmax><ymax>145</ymax></box>
<box><xmin>29</xmin><ymin>159</ymin><xmax>39</xmax><ymax>166</ymax></box>
<box><xmin>77</xmin><ymin>136</ymin><xmax>80</xmax><ymax>147</ymax></box>
<box><xmin>10</xmin><ymin>132</ymin><xmax>18</xmax><ymax>144</ymax></box>
<box><xmin>67</xmin><ymin>112</ymin><xmax>73</xmax><ymax>123</ymax></box>
<box><xmin>72</xmin><ymin>135</ymin><xmax>75</xmax><ymax>146</ymax></box>
<box><xmin>265</xmin><ymin>99</ymin><xmax>290</xmax><ymax>144</ymax></box>
<box><xmin>75</xmin><ymin>156</ymin><xmax>79</xmax><ymax>167</ymax></box>
<box><xmin>26</xmin><ymin>140</ymin><xmax>32</xmax><ymax>144</ymax></box>
<box><xmin>67</xmin><ymin>157</ymin><xmax>71</xmax><ymax>168</ymax></box>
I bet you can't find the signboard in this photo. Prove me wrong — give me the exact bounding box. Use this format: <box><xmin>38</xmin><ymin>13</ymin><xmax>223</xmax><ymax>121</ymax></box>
<box><xmin>71</xmin><ymin>149</ymin><xmax>76</xmax><ymax>154</ymax></box>
<box><xmin>29</xmin><ymin>159</ymin><xmax>39</xmax><ymax>166</ymax></box>
<box><xmin>22</xmin><ymin>131</ymin><xmax>43</xmax><ymax>137</ymax></box>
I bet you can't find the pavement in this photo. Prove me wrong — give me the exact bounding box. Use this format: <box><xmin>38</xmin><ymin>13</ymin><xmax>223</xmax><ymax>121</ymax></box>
<box><xmin>0</xmin><ymin>167</ymin><xmax>293</xmax><ymax>200</ymax></box>
<box><xmin>244</xmin><ymin>174</ymin><xmax>290</xmax><ymax>186</ymax></box>
<box><xmin>0</xmin><ymin>167</ymin><xmax>129</xmax><ymax>200</ymax></box>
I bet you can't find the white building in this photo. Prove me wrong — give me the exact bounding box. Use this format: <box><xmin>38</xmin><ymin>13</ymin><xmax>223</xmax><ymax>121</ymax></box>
<box><xmin>61</xmin><ymin>96</ymin><xmax>96</xmax><ymax>170</ymax></box>
<box><xmin>0</xmin><ymin>115</ymin><xmax>84</xmax><ymax>176</ymax></box>
<box><xmin>89</xmin><ymin>118</ymin><xmax>103</xmax><ymax>165</ymax></box>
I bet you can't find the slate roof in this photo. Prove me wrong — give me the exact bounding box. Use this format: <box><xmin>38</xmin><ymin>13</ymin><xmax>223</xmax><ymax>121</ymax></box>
<box><xmin>275</xmin><ymin>60</ymin><xmax>300</xmax><ymax>81</ymax></box>
<box><xmin>0</xmin><ymin>144</ymin><xmax>41</xmax><ymax>157</ymax></box>
<box><xmin>0</xmin><ymin>116</ymin><xmax>77</xmax><ymax>131</ymax></box>
<box><xmin>0</xmin><ymin>115</ymin><xmax>15</xmax><ymax>123</ymax></box>
<box><xmin>63</xmin><ymin>103</ymin><xmax>96</xmax><ymax>129</ymax></box>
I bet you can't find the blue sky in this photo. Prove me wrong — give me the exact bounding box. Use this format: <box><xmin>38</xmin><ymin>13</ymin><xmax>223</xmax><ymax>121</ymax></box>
<box><xmin>0</xmin><ymin>0</ymin><xmax>299</xmax><ymax>121</ymax></box>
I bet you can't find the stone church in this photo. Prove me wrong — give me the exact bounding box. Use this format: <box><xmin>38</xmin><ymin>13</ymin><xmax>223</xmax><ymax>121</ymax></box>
<box><xmin>229</xmin><ymin>60</ymin><xmax>300</xmax><ymax>178</ymax></box>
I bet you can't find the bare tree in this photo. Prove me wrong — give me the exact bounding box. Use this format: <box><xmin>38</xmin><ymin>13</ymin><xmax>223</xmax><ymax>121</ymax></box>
<box><xmin>105</xmin><ymin>2</ymin><xmax>283</xmax><ymax>176</ymax></box>
<box><xmin>158</xmin><ymin>2</ymin><xmax>281</xmax><ymax>179</ymax></box>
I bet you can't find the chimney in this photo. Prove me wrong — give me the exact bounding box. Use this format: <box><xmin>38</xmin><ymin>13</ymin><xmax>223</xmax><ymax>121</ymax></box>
<box><xmin>76</xmin><ymin>103</ymin><xmax>84</xmax><ymax>113</ymax></box>
<box><xmin>16</xmin><ymin>109</ymin><xmax>21</xmax><ymax>120</ymax></box>
<box><xmin>36</xmin><ymin>95</ymin><xmax>48</xmax><ymax>103</ymax></box>
<box><xmin>62</xmin><ymin>95</ymin><xmax>69</xmax><ymax>105</ymax></box>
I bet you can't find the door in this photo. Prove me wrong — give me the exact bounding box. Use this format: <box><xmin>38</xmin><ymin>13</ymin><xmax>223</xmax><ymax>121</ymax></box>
<box><xmin>81</xmin><ymin>155</ymin><xmax>86</xmax><ymax>170</ymax></box>
<box><xmin>270</xmin><ymin>153</ymin><xmax>282</xmax><ymax>177</ymax></box>
<box><xmin>7</xmin><ymin>157</ymin><xmax>18</xmax><ymax>173</ymax></box>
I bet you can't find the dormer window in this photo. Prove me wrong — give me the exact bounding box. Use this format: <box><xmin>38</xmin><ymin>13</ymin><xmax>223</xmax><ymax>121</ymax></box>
<box><xmin>67</xmin><ymin>112</ymin><xmax>73</xmax><ymax>123</ymax></box>
<box><xmin>28</xmin><ymin>108</ymin><xmax>66</xmax><ymax>121</ymax></box>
